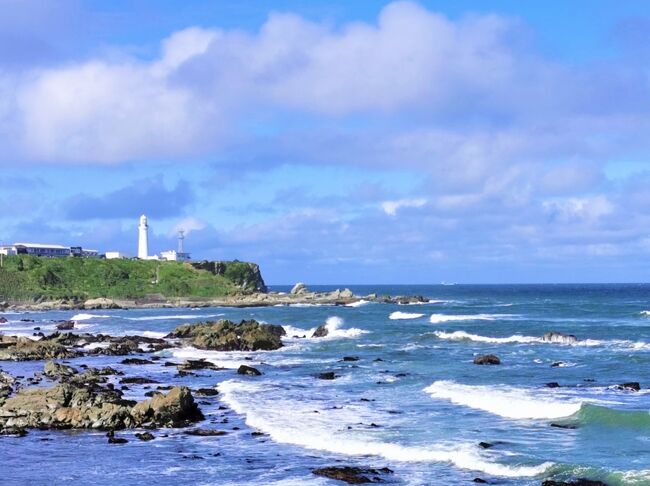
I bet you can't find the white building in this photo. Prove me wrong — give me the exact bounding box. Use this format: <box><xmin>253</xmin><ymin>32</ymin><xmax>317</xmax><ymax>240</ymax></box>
<box><xmin>160</xmin><ymin>250</ymin><xmax>191</xmax><ymax>262</ymax></box>
<box><xmin>105</xmin><ymin>251</ymin><xmax>129</xmax><ymax>259</ymax></box>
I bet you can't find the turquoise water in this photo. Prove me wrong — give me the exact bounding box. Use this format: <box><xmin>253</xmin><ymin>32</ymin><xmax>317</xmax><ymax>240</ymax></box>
<box><xmin>2</xmin><ymin>284</ymin><xmax>650</xmax><ymax>485</ymax></box>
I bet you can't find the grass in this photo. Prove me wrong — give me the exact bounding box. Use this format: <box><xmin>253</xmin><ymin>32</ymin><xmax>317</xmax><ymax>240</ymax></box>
<box><xmin>0</xmin><ymin>255</ymin><xmax>255</xmax><ymax>301</ymax></box>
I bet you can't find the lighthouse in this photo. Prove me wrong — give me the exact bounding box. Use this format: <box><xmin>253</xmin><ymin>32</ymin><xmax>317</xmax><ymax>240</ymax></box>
<box><xmin>138</xmin><ymin>215</ymin><xmax>149</xmax><ymax>259</ymax></box>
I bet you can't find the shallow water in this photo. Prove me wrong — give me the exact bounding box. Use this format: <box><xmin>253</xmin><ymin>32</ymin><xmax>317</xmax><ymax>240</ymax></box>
<box><xmin>2</xmin><ymin>284</ymin><xmax>650</xmax><ymax>485</ymax></box>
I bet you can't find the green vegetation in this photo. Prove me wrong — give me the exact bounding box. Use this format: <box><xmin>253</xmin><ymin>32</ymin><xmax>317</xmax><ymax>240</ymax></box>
<box><xmin>0</xmin><ymin>255</ymin><xmax>265</xmax><ymax>302</ymax></box>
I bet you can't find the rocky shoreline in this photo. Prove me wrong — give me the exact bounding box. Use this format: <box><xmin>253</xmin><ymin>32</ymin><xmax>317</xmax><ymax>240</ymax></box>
<box><xmin>0</xmin><ymin>309</ymin><xmax>616</xmax><ymax>485</ymax></box>
<box><xmin>0</xmin><ymin>283</ymin><xmax>430</xmax><ymax>312</ymax></box>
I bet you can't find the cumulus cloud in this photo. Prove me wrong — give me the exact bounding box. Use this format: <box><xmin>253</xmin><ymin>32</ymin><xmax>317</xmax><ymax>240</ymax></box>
<box><xmin>381</xmin><ymin>198</ymin><xmax>427</xmax><ymax>216</ymax></box>
<box><xmin>1</xmin><ymin>0</ymin><xmax>648</xmax><ymax>167</ymax></box>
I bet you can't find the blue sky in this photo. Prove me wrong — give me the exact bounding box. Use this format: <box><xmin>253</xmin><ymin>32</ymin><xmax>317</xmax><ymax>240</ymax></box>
<box><xmin>2</xmin><ymin>0</ymin><xmax>650</xmax><ymax>284</ymax></box>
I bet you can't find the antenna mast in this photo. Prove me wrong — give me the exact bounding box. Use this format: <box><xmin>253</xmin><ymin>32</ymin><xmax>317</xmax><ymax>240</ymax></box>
<box><xmin>177</xmin><ymin>230</ymin><xmax>185</xmax><ymax>254</ymax></box>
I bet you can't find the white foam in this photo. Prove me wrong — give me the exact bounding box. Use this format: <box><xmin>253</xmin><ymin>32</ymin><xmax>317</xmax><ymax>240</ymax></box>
<box><xmin>424</xmin><ymin>380</ymin><xmax>582</xmax><ymax>420</ymax></box>
<box><xmin>641</xmin><ymin>311</ymin><xmax>650</xmax><ymax>317</ymax></box>
<box><xmin>390</xmin><ymin>311</ymin><xmax>425</xmax><ymax>320</ymax></box>
<box><xmin>345</xmin><ymin>300</ymin><xmax>370</xmax><ymax>308</ymax></box>
<box><xmin>281</xmin><ymin>316</ymin><xmax>368</xmax><ymax>340</ymax></box>
<box><xmin>71</xmin><ymin>313</ymin><xmax>110</xmax><ymax>321</ymax></box>
<box><xmin>433</xmin><ymin>330</ymin><xmax>650</xmax><ymax>350</ymax></box>
<box><xmin>430</xmin><ymin>314</ymin><xmax>509</xmax><ymax>323</ymax></box>
<box><xmin>434</xmin><ymin>331</ymin><xmax>540</xmax><ymax>345</ymax></box>
<box><xmin>219</xmin><ymin>380</ymin><xmax>552</xmax><ymax>478</ymax></box>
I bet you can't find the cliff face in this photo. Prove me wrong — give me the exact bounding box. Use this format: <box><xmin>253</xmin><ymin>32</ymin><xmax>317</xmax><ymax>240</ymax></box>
<box><xmin>190</xmin><ymin>261</ymin><xmax>267</xmax><ymax>293</ymax></box>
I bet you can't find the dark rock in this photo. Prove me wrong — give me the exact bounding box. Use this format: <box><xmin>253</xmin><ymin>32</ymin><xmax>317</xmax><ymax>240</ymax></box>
<box><xmin>184</xmin><ymin>428</ymin><xmax>227</xmax><ymax>437</ymax></box>
<box><xmin>551</xmin><ymin>362</ymin><xmax>564</xmax><ymax>368</ymax></box>
<box><xmin>167</xmin><ymin>319</ymin><xmax>283</xmax><ymax>351</ymax></box>
<box><xmin>55</xmin><ymin>320</ymin><xmax>75</xmax><ymax>330</ymax></box>
<box><xmin>473</xmin><ymin>354</ymin><xmax>500</xmax><ymax>365</ymax></box>
<box><xmin>108</xmin><ymin>436</ymin><xmax>128</xmax><ymax>444</ymax></box>
<box><xmin>546</xmin><ymin>382</ymin><xmax>561</xmax><ymax>388</ymax></box>
<box><xmin>311</xmin><ymin>325</ymin><xmax>329</xmax><ymax>338</ymax></box>
<box><xmin>615</xmin><ymin>382</ymin><xmax>640</xmax><ymax>392</ymax></box>
<box><xmin>131</xmin><ymin>387</ymin><xmax>204</xmax><ymax>428</ymax></box>
<box><xmin>43</xmin><ymin>361</ymin><xmax>78</xmax><ymax>380</ymax></box>
<box><xmin>313</xmin><ymin>466</ymin><xmax>393</xmax><ymax>484</ymax></box>
<box><xmin>177</xmin><ymin>359</ymin><xmax>222</xmax><ymax>372</ymax></box>
<box><xmin>550</xmin><ymin>423</ymin><xmax>578</xmax><ymax>429</ymax></box>
<box><xmin>317</xmin><ymin>372</ymin><xmax>338</xmax><ymax>380</ymax></box>
<box><xmin>237</xmin><ymin>365</ymin><xmax>262</xmax><ymax>376</ymax></box>
<box><xmin>0</xmin><ymin>337</ymin><xmax>77</xmax><ymax>361</ymax></box>
<box><xmin>121</xmin><ymin>358</ymin><xmax>154</xmax><ymax>365</ymax></box>
<box><xmin>0</xmin><ymin>426</ymin><xmax>27</xmax><ymax>437</ymax></box>
<box><xmin>194</xmin><ymin>388</ymin><xmax>219</xmax><ymax>396</ymax></box>
<box><xmin>135</xmin><ymin>432</ymin><xmax>155</xmax><ymax>441</ymax></box>
<box><xmin>119</xmin><ymin>377</ymin><xmax>159</xmax><ymax>385</ymax></box>
<box><xmin>342</xmin><ymin>356</ymin><xmax>359</xmax><ymax>362</ymax></box>
<box><xmin>0</xmin><ymin>317</ymin><xmax>7</xmax><ymax>324</ymax></box>
<box><xmin>473</xmin><ymin>479</ymin><xmax>488</xmax><ymax>484</ymax></box>
<box><xmin>478</xmin><ymin>442</ymin><xmax>493</xmax><ymax>449</ymax></box>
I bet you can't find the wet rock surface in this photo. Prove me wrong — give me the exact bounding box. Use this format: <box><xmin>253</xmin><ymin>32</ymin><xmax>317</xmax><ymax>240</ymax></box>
<box><xmin>167</xmin><ymin>319</ymin><xmax>284</xmax><ymax>351</ymax></box>
<box><xmin>473</xmin><ymin>354</ymin><xmax>501</xmax><ymax>365</ymax></box>
<box><xmin>312</xmin><ymin>466</ymin><xmax>394</xmax><ymax>484</ymax></box>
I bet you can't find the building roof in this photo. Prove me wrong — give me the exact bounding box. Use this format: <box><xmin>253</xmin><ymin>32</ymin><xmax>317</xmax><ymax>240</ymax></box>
<box><xmin>13</xmin><ymin>243</ymin><xmax>70</xmax><ymax>250</ymax></box>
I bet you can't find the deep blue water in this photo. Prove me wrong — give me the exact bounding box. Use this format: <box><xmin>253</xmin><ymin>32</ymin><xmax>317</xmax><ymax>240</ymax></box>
<box><xmin>2</xmin><ymin>284</ymin><xmax>650</xmax><ymax>485</ymax></box>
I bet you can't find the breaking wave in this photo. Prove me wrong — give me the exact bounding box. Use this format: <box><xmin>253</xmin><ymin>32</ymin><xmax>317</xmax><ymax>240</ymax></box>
<box><xmin>282</xmin><ymin>316</ymin><xmax>368</xmax><ymax>340</ymax></box>
<box><xmin>219</xmin><ymin>380</ymin><xmax>553</xmax><ymax>478</ymax></box>
<box><xmin>429</xmin><ymin>314</ymin><xmax>513</xmax><ymax>324</ymax></box>
<box><xmin>424</xmin><ymin>381</ymin><xmax>582</xmax><ymax>419</ymax></box>
<box><xmin>390</xmin><ymin>311</ymin><xmax>425</xmax><ymax>320</ymax></box>
<box><xmin>433</xmin><ymin>330</ymin><xmax>650</xmax><ymax>350</ymax></box>
<box><xmin>70</xmin><ymin>313</ymin><xmax>111</xmax><ymax>321</ymax></box>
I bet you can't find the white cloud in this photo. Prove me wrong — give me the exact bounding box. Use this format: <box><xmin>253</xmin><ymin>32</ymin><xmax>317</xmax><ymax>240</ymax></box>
<box><xmin>542</xmin><ymin>196</ymin><xmax>614</xmax><ymax>223</ymax></box>
<box><xmin>169</xmin><ymin>217</ymin><xmax>207</xmax><ymax>237</ymax></box>
<box><xmin>381</xmin><ymin>197</ymin><xmax>427</xmax><ymax>216</ymax></box>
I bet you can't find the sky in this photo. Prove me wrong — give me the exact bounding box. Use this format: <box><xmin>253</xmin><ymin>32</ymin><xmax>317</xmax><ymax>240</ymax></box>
<box><xmin>2</xmin><ymin>0</ymin><xmax>650</xmax><ymax>284</ymax></box>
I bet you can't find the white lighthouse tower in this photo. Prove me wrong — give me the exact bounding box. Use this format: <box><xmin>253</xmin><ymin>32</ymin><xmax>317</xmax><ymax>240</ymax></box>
<box><xmin>138</xmin><ymin>215</ymin><xmax>149</xmax><ymax>259</ymax></box>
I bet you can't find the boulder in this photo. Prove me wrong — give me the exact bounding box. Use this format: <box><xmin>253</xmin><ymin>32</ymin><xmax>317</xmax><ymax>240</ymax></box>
<box><xmin>135</xmin><ymin>432</ymin><xmax>155</xmax><ymax>441</ymax></box>
<box><xmin>312</xmin><ymin>466</ymin><xmax>393</xmax><ymax>484</ymax></box>
<box><xmin>473</xmin><ymin>354</ymin><xmax>501</xmax><ymax>365</ymax></box>
<box><xmin>177</xmin><ymin>359</ymin><xmax>222</xmax><ymax>372</ymax></box>
<box><xmin>44</xmin><ymin>361</ymin><xmax>78</xmax><ymax>380</ymax></box>
<box><xmin>317</xmin><ymin>372</ymin><xmax>338</xmax><ymax>380</ymax></box>
<box><xmin>0</xmin><ymin>337</ymin><xmax>77</xmax><ymax>361</ymax></box>
<box><xmin>167</xmin><ymin>319</ymin><xmax>284</xmax><ymax>352</ymax></box>
<box><xmin>542</xmin><ymin>332</ymin><xmax>578</xmax><ymax>344</ymax></box>
<box><xmin>131</xmin><ymin>386</ymin><xmax>204</xmax><ymax>428</ymax></box>
<box><xmin>237</xmin><ymin>365</ymin><xmax>262</xmax><ymax>376</ymax></box>
<box><xmin>0</xmin><ymin>317</ymin><xmax>7</xmax><ymax>324</ymax></box>
<box><xmin>290</xmin><ymin>283</ymin><xmax>308</xmax><ymax>295</ymax></box>
<box><xmin>311</xmin><ymin>325</ymin><xmax>329</xmax><ymax>338</ymax></box>
<box><xmin>55</xmin><ymin>320</ymin><xmax>75</xmax><ymax>330</ymax></box>
<box><xmin>84</xmin><ymin>298</ymin><xmax>121</xmax><ymax>310</ymax></box>
<box><xmin>121</xmin><ymin>358</ymin><xmax>154</xmax><ymax>365</ymax></box>
<box><xmin>615</xmin><ymin>382</ymin><xmax>640</xmax><ymax>392</ymax></box>
<box><xmin>340</xmin><ymin>288</ymin><xmax>354</xmax><ymax>299</ymax></box>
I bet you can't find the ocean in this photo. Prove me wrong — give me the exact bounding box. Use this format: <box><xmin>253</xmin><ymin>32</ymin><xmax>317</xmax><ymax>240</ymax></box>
<box><xmin>2</xmin><ymin>284</ymin><xmax>650</xmax><ymax>485</ymax></box>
